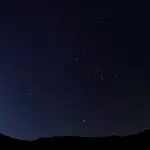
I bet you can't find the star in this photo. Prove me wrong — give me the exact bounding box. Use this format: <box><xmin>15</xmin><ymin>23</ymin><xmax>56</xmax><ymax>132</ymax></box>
<box><xmin>100</xmin><ymin>76</ymin><xmax>104</xmax><ymax>80</ymax></box>
<box><xmin>81</xmin><ymin>119</ymin><xmax>87</xmax><ymax>124</ymax></box>
<box><xmin>100</xmin><ymin>16</ymin><xmax>104</xmax><ymax>20</ymax></box>
<box><xmin>113</xmin><ymin>75</ymin><xmax>117</xmax><ymax>79</ymax></box>
<box><xmin>76</xmin><ymin>57</ymin><xmax>79</xmax><ymax>61</ymax></box>
<box><xmin>29</xmin><ymin>93</ymin><xmax>32</xmax><ymax>96</ymax></box>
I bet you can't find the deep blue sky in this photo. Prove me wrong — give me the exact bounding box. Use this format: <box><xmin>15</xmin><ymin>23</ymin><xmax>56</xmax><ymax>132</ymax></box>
<box><xmin>0</xmin><ymin>0</ymin><xmax>149</xmax><ymax>140</ymax></box>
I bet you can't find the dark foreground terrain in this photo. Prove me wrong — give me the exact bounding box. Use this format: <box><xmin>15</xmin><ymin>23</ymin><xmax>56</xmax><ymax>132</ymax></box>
<box><xmin>0</xmin><ymin>130</ymin><xmax>150</xmax><ymax>149</ymax></box>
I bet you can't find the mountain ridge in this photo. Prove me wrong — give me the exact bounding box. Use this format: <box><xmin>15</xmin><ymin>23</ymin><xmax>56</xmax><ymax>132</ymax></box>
<box><xmin>0</xmin><ymin>129</ymin><xmax>149</xmax><ymax>148</ymax></box>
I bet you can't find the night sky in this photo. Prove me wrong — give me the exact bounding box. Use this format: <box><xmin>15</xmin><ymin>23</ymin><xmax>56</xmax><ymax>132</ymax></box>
<box><xmin>0</xmin><ymin>0</ymin><xmax>149</xmax><ymax>140</ymax></box>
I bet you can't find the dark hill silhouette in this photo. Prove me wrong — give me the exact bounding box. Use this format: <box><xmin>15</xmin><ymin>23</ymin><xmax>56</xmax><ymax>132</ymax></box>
<box><xmin>0</xmin><ymin>130</ymin><xmax>150</xmax><ymax>149</ymax></box>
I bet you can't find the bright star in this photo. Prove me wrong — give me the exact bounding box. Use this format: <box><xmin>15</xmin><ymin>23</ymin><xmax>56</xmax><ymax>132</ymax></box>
<box><xmin>81</xmin><ymin>119</ymin><xmax>87</xmax><ymax>124</ymax></box>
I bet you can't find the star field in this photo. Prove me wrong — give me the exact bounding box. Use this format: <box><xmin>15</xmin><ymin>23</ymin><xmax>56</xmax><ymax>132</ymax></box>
<box><xmin>0</xmin><ymin>0</ymin><xmax>149</xmax><ymax>140</ymax></box>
